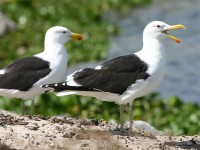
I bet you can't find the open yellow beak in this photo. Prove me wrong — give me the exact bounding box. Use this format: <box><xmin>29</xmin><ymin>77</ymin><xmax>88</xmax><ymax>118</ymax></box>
<box><xmin>162</xmin><ymin>24</ymin><xmax>186</xmax><ymax>43</ymax></box>
<box><xmin>71</xmin><ymin>33</ymin><xmax>83</xmax><ymax>41</ymax></box>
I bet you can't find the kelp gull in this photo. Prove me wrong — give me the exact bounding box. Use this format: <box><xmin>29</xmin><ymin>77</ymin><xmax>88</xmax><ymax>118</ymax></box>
<box><xmin>41</xmin><ymin>21</ymin><xmax>185</xmax><ymax>134</ymax></box>
<box><xmin>0</xmin><ymin>26</ymin><xmax>83</xmax><ymax>114</ymax></box>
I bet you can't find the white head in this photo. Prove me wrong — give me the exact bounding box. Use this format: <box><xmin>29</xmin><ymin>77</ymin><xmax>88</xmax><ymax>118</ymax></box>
<box><xmin>45</xmin><ymin>26</ymin><xmax>83</xmax><ymax>46</ymax></box>
<box><xmin>143</xmin><ymin>21</ymin><xmax>185</xmax><ymax>43</ymax></box>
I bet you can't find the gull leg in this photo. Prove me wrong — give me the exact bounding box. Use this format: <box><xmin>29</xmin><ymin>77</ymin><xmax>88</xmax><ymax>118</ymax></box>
<box><xmin>21</xmin><ymin>100</ymin><xmax>25</xmax><ymax>115</ymax></box>
<box><xmin>31</xmin><ymin>99</ymin><xmax>35</xmax><ymax>115</ymax></box>
<box><xmin>119</xmin><ymin>105</ymin><xmax>124</xmax><ymax>130</ymax></box>
<box><xmin>129</xmin><ymin>101</ymin><xmax>133</xmax><ymax>135</ymax></box>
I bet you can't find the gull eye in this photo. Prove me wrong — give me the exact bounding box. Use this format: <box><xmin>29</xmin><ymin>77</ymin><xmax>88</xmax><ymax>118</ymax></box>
<box><xmin>157</xmin><ymin>25</ymin><xmax>161</xmax><ymax>28</ymax></box>
<box><xmin>62</xmin><ymin>31</ymin><xmax>66</xmax><ymax>33</ymax></box>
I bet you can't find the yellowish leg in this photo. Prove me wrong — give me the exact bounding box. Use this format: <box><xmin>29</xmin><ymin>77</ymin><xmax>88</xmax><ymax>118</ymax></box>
<box><xmin>120</xmin><ymin>105</ymin><xmax>124</xmax><ymax>130</ymax></box>
<box><xmin>129</xmin><ymin>101</ymin><xmax>133</xmax><ymax>135</ymax></box>
<box><xmin>31</xmin><ymin>99</ymin><xmax>35</xmax><ymax>115</ymax></box>
<box><xmin>21</xmin><ymin>100</ymin><xmax>25</xmax><ymax>115</ymax></box>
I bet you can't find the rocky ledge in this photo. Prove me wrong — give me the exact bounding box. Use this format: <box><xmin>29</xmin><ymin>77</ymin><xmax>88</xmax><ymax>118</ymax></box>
<box><xmin>0</xmin><ymin>110</ymin><xmax>199</xmax><ymax>150</ymax></box>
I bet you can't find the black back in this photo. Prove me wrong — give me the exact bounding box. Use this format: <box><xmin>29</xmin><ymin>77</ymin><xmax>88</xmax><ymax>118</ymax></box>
<box><xmin>0</xmin><ymin>56</ymin><xmax>51</xmax><ymax>91</ymax></box>
<box><xmin>72</xmin><ymin>54</ymin><xmax>149</xmax><ymax>94</ymax></box>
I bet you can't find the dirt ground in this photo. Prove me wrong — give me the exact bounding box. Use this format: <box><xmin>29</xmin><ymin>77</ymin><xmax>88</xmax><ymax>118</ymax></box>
<box><xmin>0</xmin><ymin>110</ymin><xmax>199</xmax><ymax>150</ymax></box>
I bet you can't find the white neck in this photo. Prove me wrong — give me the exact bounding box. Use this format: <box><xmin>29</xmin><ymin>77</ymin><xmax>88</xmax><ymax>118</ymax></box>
<box><xmin>135</xmin><ymin>38</ymin><xmax>166</xmax><ymax>75</ymax></box>
<box><xmin>44</xmin><ymin>42</ymin><xmax>65</xmax><ymax>53</ymax></box>
<box><xmin>35</xmin><ymin>41</ymin><xmax>67</xmax><ymax>63</ymax></box>
<box><xmin>138</xmin><ymin>38</ymin><xmax>165</xmax><ymax>59</ymax></box>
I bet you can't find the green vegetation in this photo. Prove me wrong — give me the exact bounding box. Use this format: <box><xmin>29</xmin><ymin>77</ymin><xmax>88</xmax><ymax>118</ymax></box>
<box><xmin>0</xmin><ymin>0</ymin><xmax>199</xmax><ymax>135</ymax></box>
<box><xmin>0</xmin><ymin>0</ymin><xmax>151</xmax><ymax>66</ymax></box>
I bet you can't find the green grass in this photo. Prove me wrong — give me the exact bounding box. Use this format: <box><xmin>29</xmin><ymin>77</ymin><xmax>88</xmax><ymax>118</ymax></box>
<box><xmin>0</xmin><ymin>0</ymin><xmax>199</xmax><ymax>135</ymax></box>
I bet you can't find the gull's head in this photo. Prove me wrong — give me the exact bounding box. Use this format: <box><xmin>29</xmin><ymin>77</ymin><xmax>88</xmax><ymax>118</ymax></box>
<box><xmin>45</xmin><ymin>26</ymin><xmax>83</xmax><ymax>45</ymax></box>
<box><xmin>143</xmin><ymin>21</ymin><xmax>186</xmax><ymax>43</ymax></box>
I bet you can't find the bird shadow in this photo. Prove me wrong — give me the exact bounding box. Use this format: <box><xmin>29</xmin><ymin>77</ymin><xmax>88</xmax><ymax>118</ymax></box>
<box><xmin>110</xmin><ymin>128</ymin><xmax>157</xmax><ymax>139</ymax></box>
<box><xmin>162</xmin><ymin>139</ymin><xmax>200</xmax><ymax>150</ymax></box>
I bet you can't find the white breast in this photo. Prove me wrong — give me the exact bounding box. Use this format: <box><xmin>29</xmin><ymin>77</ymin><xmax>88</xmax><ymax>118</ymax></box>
<box><xmin>119</xmin><ymin>41</ymin><xmax>166</xmax><ymax>104</ymax></box>
<box><xmin>34</xmin><ymin>47</ymin><xmax>68</xmax><ymax>86</ymax></box>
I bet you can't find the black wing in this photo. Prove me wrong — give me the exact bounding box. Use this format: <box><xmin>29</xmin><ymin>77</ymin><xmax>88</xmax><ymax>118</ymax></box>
<box><xmin>71</xmin><ymin>54</ymin><xmax>150</xmax><ymax>94</ymax></box>
<box><xmin>0</xmin><ymin>56</ymin><xmax>51</xmax><ymax>91</ymax></box>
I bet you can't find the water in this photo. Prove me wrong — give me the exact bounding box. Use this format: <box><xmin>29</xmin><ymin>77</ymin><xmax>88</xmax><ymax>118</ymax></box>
<box><xmin>68</xmin><ymin>0</ymin><xmax>200</xmax><ymax>104</ymax></box>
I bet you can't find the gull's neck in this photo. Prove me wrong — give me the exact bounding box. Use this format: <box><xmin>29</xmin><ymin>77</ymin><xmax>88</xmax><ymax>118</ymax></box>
<box><xmin>44</xmin><ymin>33</ymin><xmax>67</xmax><ymax>54</ymax></box>
<box><xmin>135</xmin><ymin>37</ymin><xmax>166</xmax><ymax>75</ymax></box>
<box><xmin>35</xmin><ymin>40</ymin><xmax>67</xmax><ymax>61</ymax></box>
<box><xmin>45</xmin><ymin>42</ymin><xmax>65</xmax><ymax>53</ymax></box>
<box><xmin>137</xmin><ymin>37</ymin><xmax>166</xmax><ymax>59</ymax></box>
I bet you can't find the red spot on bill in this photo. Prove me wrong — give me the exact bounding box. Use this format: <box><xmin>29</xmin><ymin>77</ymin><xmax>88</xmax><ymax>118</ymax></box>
<box><xmin>176</xmin><ymin>39</ymin><xmax>181</xmax><ymax>43</ymax></box>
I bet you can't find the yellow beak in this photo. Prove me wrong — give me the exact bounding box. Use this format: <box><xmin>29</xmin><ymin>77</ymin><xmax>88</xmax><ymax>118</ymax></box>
<box><xmin>163</xmin><ymin>24</ymin><xmax>186</xmax><ymax>43</ymax></box>
<box><xmin>71</xmin><ymin>33</ymin><xmax>83</xmax><ymax>41</ymax></box>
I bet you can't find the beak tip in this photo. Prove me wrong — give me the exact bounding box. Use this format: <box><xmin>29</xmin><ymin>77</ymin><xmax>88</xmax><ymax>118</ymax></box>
<box><xmin>72</xmin><ymin>33</ymin><xmax>83</xmax><ymax>41</ymax></box>
<box><xmin>182</xmin><ymin>25</ymin><xmax>186</xmax><ymax>30</ymax></box>
<box><xmin>77</xmin><ymin>36</ymin><xmax>83</xmax><ymax>41</ymax></box>
<box><xmin>180</xmin><ymin>25</ymin><xmax>186</xmax><ymax>30</ymax></box>
<box><xmin>176</xmin><ymin>39</ymin><xmax>181</xmax><ymax>43</ymax></box>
